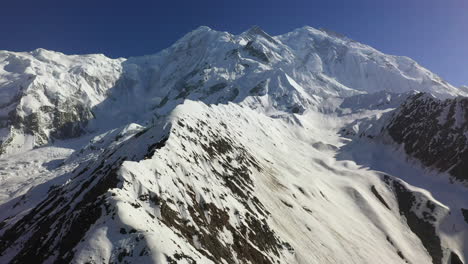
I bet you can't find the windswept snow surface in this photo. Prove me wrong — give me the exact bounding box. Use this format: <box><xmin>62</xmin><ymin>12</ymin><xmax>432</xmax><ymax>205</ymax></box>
<box><xmin>0</xmin><ymin>26</ymin><xmax>467</xmax><ymax>264</ymax></box>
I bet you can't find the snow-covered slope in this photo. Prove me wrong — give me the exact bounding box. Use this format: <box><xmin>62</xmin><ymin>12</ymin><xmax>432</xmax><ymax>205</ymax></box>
<box><xmin>0</xmin><ymin>49</ymin><xmax>123</xmax><ymax>154</ymax></box>
<box><xmin>94</xmin><ymin>26</ymin><xmax>464</xmax><ymax>124</ymax></box>
<box><xmin>277</xmin><ymin>27</ymin><xmax>463</xmax><ymax>98</ymax></box>
<box><xmin>2</xmin><ymin>101</ymin><xmax>466</xmax><ymax>264</ymax></box>
<box><xmin>1</xmin><ymin>26</ymin><xmax>464</xmax><ymax>155</ymax></box>
<box><xmin>0</xmin><ymin>26</ymin><xmax>467</xmax><ymax>264</ymax></box>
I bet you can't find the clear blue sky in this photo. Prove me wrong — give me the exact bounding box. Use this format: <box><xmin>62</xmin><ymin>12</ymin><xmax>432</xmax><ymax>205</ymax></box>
<box><xmin>2</xmin><ymin>0</ymin><xmax>467</xmax><ymax>86</ymax></box>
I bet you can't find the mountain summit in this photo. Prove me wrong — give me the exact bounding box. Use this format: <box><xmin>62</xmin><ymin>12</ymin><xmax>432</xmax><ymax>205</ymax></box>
<box><xmin>0</xmin><ymin>26</ymin><xmax>467</xmax><ymax>264</ymax></box>
<box><xmin>0</xmin><ymin>26</ymin><xmax>464</xmax><ymax>154</ymax></box>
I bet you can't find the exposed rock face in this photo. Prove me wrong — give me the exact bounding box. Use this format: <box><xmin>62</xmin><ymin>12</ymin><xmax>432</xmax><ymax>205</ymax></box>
<box><xmin>450</xmin><ymin>251</ymin><xmax>464</xmax><ymax>264</ymax></box>
<box><xmin>385</xmin><ymin>93</ymin><xmax>468</xmax><ymax>182</ymax></box>
<box><xmin>383</xmin><ymin>175</ymin><xmax>445</xmax><ymax>264</ymax></box>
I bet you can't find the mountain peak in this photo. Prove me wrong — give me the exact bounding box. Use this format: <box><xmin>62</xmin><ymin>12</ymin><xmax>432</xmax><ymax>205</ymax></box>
<box><xmin>242</xmin><ymin>25</ymin><xmax>277</xmax><ymax>44</ymax></box>
<box><xmin>245</xmin><ymin>25</ymin><xmax>266</xmax><ymax>35</ymax></box>
<box><xmin>172</xmin><ymin>25</ymin><xmax>223</xmax><ymax>48</ymax></box>
<box><xmin>30</xmin><ymin>47</ymin><xmax>63</xmax><ymax>57</ymax></box>
<box><xmin>191</xmin><ymin>25</ymin><xmax>213</xmax><ymax>33</ymax></box>
<box><xmin>318</xmin><ymin>28</ymin><xmax>347</xmax><ymax>38</ymax></box>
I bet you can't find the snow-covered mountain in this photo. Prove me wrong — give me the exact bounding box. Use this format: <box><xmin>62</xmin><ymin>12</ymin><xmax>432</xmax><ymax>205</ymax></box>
<box><xmin>0</xmin><ymin>49</ymin><xmax>123</xmax><ymax>154</ymax></box>
<box><xmin>0</xmin><ymin>26</ymin><xmax>467</xmax><ymax>264</ymax></box>
<box><xmin>1</xmin><ymin>26</ymin><xmax>464</xmax><ymax>155</ymax></box>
